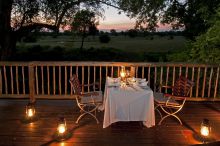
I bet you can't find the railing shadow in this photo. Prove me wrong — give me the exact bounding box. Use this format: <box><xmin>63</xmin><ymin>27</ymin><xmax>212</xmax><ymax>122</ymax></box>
<box><xmin>201</xmin><ymin>102</ymin><xmax>220</xmax><ymax>113</ymax></box>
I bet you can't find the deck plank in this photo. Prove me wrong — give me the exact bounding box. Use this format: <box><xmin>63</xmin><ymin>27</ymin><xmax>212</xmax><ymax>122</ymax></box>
<box><xmin>0</xmin><ymin>99</ymin><xmax>220</xmax><ymax>146</ymax></box>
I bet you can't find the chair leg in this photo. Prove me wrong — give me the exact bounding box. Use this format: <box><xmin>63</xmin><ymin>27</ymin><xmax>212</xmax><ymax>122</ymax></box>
<box><xmin>76</xmin><ymin>104</ymin><xmax>99</xmax><ymax>124</ymax></box>
<box><xmin>158</xmin><ymin>106</ymin><xmax>183</xmax><ymax>125</ymax></box>
<box><xmin>76</xmin><ymin>112</ymin><xmax>87</xmax><ymax>124</ymax></box>
<box><xmin>155</xmin><ymin>104</ymin><xmax>162</xmax><ymax>119</ymax></box>
<box><xmin>158</xmin><ymin>113</ymin><xmax>182</xmax><ymax>125</ymax></box>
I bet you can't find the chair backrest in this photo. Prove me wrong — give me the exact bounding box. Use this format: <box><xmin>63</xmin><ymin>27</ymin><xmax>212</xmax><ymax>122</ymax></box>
<box><xmin>69</xmin><ymin>74</ymin><xmax>82</xmax><ymax>95</ymax></box>
<box><xmin>173</xmin><ymin>76</ymin><xmax>194</xmax><ymax>97</ymax></box>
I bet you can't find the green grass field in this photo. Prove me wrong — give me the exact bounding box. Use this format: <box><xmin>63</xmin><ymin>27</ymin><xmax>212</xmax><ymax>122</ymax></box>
<box><xmin>18</xmin><ymin>35</ymin><xmax>187</xmax><ymax>53</ymax></box>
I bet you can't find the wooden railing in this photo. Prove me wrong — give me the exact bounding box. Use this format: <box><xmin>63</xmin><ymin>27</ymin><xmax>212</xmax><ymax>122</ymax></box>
<box><xmin>0</xmin><ymin>61</ymin><xmax>219</xmax><ymax>102</ymax></box>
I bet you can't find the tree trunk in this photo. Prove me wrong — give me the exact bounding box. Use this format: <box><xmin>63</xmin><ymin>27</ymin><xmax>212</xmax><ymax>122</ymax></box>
<box><xmin>80</xmin><ymin>28</ymin><xmax>86</xmax><ymax>51</ymax></box>
<box><xmin>80</xmin><ymin>35</ymin><xmax>85</xmax><ymax>51</ymax></box>
<box><xmin>0</xmin><ymin>0</ymin><xmax>14</xmax><ymax>60</ymax></box>
<box><xmin>1</xmin><ymin>32</ymin><xmax>16</xmax><ymax>60</ymax></box>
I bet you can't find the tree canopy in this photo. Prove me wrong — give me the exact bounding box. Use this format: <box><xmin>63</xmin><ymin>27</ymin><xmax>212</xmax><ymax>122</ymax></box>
<box><xmin>118</xmin><ymin>0</ymin><xmax>220</xmax><ymax>38</ymax></box>
<box><xmin>0</xmin><ymin>0</ymin><xmax>112</xmax><ymax>60</ymax></box>
<box><xmin>190</xmin><ymin>7</ymin><xmax>220</xmax><ymax>63</ymax></box>
<box><xmin>71</xmin><ymin>9</ymin><xmax>98</xmax><ymax>50</ymax></box>
<box><xmin>0</xmin><ymin>0</ymin><xmax>219</xmax><ymax>62</ymax></box>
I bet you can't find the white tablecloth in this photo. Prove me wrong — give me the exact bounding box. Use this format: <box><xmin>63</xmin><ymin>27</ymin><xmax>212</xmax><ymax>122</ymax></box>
<box><xmin>102</xmin><ymin>77</ymin><xmax>155</xmax><ymax>128</ymax></box>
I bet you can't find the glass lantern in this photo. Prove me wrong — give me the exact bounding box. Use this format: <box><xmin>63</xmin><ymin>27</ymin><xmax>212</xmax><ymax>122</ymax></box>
<box><xmin>200</xmin><ymin>119</ymin><xmax>211</xmax><ymax>137</ymax></box>
<box><xmin>57</xmin><ymin>117</ymin><xmax>67</xmax><ymax>137</ymax></box>
<box><xmin>26</xmin><ymin>103</ymin><xmax>35</xmax><ymax>119</ymax></box>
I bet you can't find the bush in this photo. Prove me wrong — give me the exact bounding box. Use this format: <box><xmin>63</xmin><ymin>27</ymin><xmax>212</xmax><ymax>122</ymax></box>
<box><xmin>127</xmin><ymin>29</ymin><xmax>138</xmax><ymax>38</ymax></box>
<box><xmin>22</xmin><ymin>35</ymin><xmax>37</xmax><ymax>43</ymax></box>
<box><xmin>99</xmin><ymin>34</ymin><xmax>111</xmax><ymax>43</ymax></box>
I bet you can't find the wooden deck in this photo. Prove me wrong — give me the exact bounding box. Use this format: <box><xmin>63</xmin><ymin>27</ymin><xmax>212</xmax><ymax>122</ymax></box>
<box><xmin>0</xmin><ymin>99</ymin><xmax>220</xmax><ymax>146</ymax></box>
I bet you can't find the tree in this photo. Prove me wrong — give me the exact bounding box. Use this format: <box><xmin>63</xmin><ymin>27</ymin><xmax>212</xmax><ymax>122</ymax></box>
<box><xmin>162</xmin><ymin>0</ymin><xmax>220</xmax><ymax>39</ymax></box>
<box><xmin>190</xmin><ymin>7</ymin><xmax>220</xmax><ymax>63</ymax></box>
<box><xmin>0</xmin><ymin>0</ymin><xmax>114</xmax><ymax>60</ymax></box>
<box><xmin>118</xmin><ymin>0</ymin><xmax>220</xmax><ymax>39</ymax></box>
<box><xmin>71</xmin><ymin>10</ymin><xmax>98</xmax><ymax>50</ymax></box>
<box><xmin>89</xmin><ymin>24</ymin><xmax>99</xmax><ymax>39</ymax></box>
<box><xmin>110</xmin><ymin>29</ymin><xmax>117</xmax><ymax>36</ymax></box>
<box><xmin>0</xmin><ymin>0</ymin><xmax>14</xmax><ymax>60</ymax></box>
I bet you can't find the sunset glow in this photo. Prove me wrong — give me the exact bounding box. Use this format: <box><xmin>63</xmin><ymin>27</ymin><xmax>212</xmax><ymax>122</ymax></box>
<box><xmin>98</xmin><ymin>22</ymin><xmax>135</xmax><ymax>31</ymax></box>
<box><xmin>98</xmin><ymin>6</ymin><xmax>171</xmax><ymax>31</ymax></box>
<box><xmin>98</xmin><ymin>22</ymin><xmax>171</xmax><ymax>31</ymax></box>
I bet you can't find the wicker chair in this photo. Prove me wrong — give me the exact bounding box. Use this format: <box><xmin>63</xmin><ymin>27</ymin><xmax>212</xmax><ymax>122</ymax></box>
<box><xmin>154</xmin><ymin>76</ymin><xmax>194</xmax><ymax>125</ymax></box>
<box><xmin>69</xmin><ymin>74</ymin><xmax>103</xmax><ymax>124</ymax></box>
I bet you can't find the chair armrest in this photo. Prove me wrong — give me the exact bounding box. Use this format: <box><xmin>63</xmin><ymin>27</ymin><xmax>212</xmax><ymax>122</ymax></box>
<box><xmin>164</xmin><ymin>95</ymin><xmax>186</xmax><ymax>107</ymax></box>
<box><xmin>154</xmin><ymin>84</ymin><xmax>174</xmax><ymax>92</ymax></box>
<box><xmin>171</xmin><ymin>96</ymin><xmax>186</xmax><ymax>100</ymax></box>
<box><xmin>164</xmin><ymin>94</ymin><xmax>186</xmax><ymax>100</ymax></box>
<box><xmin>161</xmin><ymin>85</ymin><xmax>173</xmax><ymax>89</ymax></box>
<box><xmin>163</xmin><ymin>96</ymin><xmax>185</xmax><ymax>106</ymax></box>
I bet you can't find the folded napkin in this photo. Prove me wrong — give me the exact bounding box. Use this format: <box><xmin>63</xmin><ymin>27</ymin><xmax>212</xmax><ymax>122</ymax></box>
<box><xmin>139</xmin><ymin>81</ymin><xmax>148</xmax><ymax>86</ymax></box>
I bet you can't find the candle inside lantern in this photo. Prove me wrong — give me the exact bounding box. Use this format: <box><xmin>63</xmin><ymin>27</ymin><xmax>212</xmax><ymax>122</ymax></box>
<box><xmin>57</xmin><ymin>117</ymin><xmax>67</xmax><ymax>135</ymax></box>
<box><xmin>201</xmin><ymin>126</ymin><xmax>209</xmax><ymax>137</ymax></box>
<box><xmin>54</xmin><ymin>117</ymin><xmax>72</xmax><ymax>141</ymax></box>
<box><xmin>200</xmin><ymin>119</ymin><xmax>211</xmax><ymax>137</ymax></box>
<box><xmin>58</xmin><ymin>124</ymin><xmax>66</xmax><ymax>134</ymax></box>
<box><xmin>26</xmin><ymin>103</ymin><xmax>35</xmax><ymax>118</ymax></box>
<box><xmin>27</xmin><ymin>108</ymin><xmax>34</xmax><ymax>117</ymax></box>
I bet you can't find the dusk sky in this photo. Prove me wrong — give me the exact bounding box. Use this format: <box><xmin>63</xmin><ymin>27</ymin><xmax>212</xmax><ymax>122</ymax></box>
<box><xmin>98</xmin><ymin>6</ymin><xmax>135</xmax><ymax>31</ymax></box>
<box><xmin>98</xmin><ymin>6</ymin><xmax>171</xmax><ymax>31</ymax></box>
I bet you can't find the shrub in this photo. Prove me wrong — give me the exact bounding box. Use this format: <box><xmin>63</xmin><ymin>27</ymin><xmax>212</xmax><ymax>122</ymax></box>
<box><xmin>99</xmin><ymin>34</ymin><xmax>111</xmax><ymax>43</ymax></box>
<box><xmin>127</xmin><ymin>29</ymin><xmax>138</xmax><ymax>38</ymax></box>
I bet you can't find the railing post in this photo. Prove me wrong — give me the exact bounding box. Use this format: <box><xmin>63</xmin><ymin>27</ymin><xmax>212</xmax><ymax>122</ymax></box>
<box><xmin>29</xmin><ymin>63</ymin><xmax>35</xmax><ymax>103</ymax></box>
<box><xmin>0</xmin><ymin>68</ymin><xmax>2</xmax><ymax>94</ymax></box>
<box><xmin>130</xmin><ymin>66</ymin><xmax>136</xmax><ymax>77</ymax></box>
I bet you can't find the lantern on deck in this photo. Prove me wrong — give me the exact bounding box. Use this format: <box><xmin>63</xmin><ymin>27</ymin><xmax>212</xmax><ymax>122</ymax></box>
<box><xmin>57</xmin><ymin>117</ymin><xmax>67</xmax><ymax>141</ymax></box>
<box><xmin>200</xmin><ymin>119</ymin><xmax>211</xmax><ymax>137</ymax></box>
<box><xmin>26</xmin><ymin>103</ymin><xmax>35</xmax><ymax>119</ymax></box>
<box><xmin>54</xmin><ymin>117</ymin><xmax>72</xmax><ymax>141</ymax></box>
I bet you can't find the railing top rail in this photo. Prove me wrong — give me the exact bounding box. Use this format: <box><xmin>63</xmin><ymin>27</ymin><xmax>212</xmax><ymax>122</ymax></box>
<box><xmin>0</xmin><ymin>62</ymin><xmax>29</xmax><ymax>66</ymax></box>
<box><xmin>0</xmin><ymin>61</ymin><xmax>219</xmax><ymax>67</ymax></box>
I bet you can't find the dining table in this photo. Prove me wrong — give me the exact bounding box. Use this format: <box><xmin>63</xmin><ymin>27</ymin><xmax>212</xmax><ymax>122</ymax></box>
<box><xmin>102</xmin><ymin>77</ymin><xmax>155</xmax><ymax>128</ymax></box>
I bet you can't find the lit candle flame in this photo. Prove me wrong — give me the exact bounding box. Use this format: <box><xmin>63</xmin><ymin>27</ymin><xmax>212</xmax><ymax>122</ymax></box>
<box><xmin>201</xmin><ymin>126</ymin><xmax>209</xmax><ymax>137</ymax></box>
<box><xmin>27</xmin><ymin>109</ymin><xmax>34</xmax><ymax>117</ymax></box>
<box><xmin>58</xmin><ymin>124</ymin><xmax>66</xmax><ymax>134</ymax></box>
